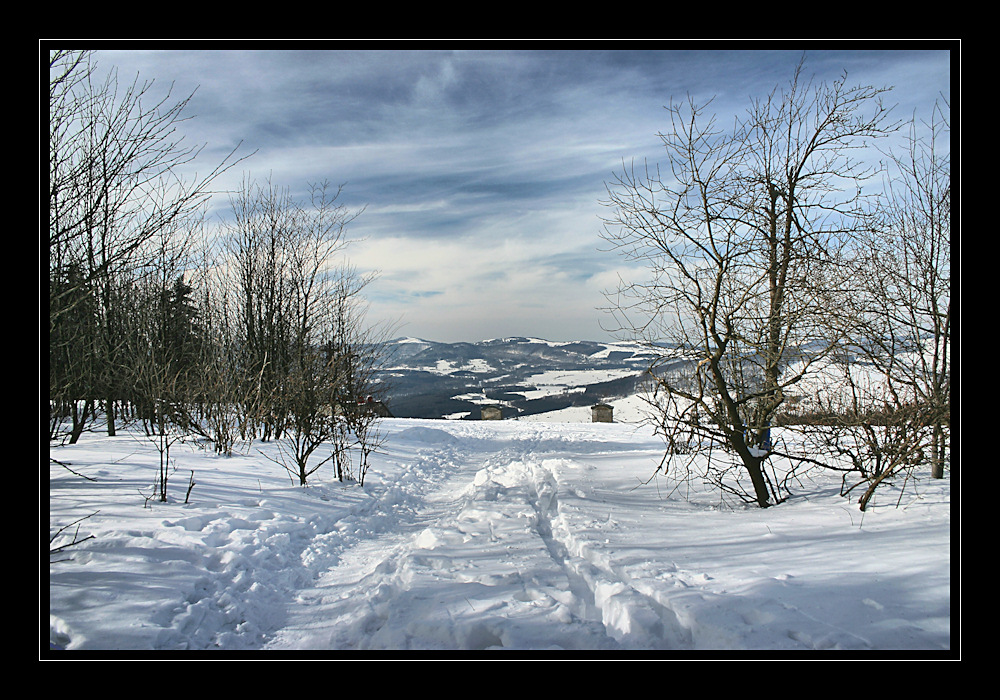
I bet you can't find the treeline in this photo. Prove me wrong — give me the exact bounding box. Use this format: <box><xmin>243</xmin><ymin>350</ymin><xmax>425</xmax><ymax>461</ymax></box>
<box><xmin>48</xmin><ymin>50</ymin><xmax>390</xmax><ymax>490</ymax></box>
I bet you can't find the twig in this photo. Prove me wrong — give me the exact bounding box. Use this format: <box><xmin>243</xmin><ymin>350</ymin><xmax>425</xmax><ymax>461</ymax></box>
<box><xmin>50</xmin><ymin>457</ymin><xmax>97</xmax><ymax>481</ymax></box>
<box><xmin>184</xmin><ymin>470</ymin><xmax>196</xmax><ymax>504</ymax></box>
<box><xmin>49</xmin><ymin>511</ymin><xmax>99</xmax><ymax>555</ymax></box>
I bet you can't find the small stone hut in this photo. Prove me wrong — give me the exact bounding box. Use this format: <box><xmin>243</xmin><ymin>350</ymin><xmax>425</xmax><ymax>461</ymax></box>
<box><xmin>591</xmin><ymin>403</ymin><xmax>614</xmax><ymax>423</ymax></box>
<box><xmin>481</xmin><ymin>405</ymin><xmax>503</xmax><ymax>421</ymax></box>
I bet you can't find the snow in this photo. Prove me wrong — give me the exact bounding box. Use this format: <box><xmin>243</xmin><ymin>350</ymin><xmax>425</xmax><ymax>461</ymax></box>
<box><xmin>47</xmin><ymin>415</ymin><xmax>952</xmax><ymax>656</ymax></box>
<box><xmin>430</xmin><ymin>358</ymin><xmax>494</xmax><ymax>376</ymax></box>
<box><xmin>517</xmin><ymin>393</ymin><xmax>650</xmax><ymax>424</ymax></box>
<box><xmin>520</xmin><ymin>368</ymin><xmax>639</xmax><ymax>400</ymax></box>
<box><xmin>451</xmin><ymin>390</ymin><xmax>500</xmax><ymax>406</ymax></box>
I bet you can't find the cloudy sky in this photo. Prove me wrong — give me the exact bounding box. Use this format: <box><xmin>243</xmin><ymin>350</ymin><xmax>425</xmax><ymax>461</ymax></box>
<box><xmin>85</xmin><ymin>43</ymin><xmax>953</xmax><ymax>343</ymax></box>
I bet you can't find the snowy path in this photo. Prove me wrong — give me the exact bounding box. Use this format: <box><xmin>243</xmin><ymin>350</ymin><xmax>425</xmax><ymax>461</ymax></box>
<box><xmin>49</xmin><ymin>419</ymin><xmax>951</xmax><ymax>653</ymax></box>
<box><xmin>264</xmin><ymin>424</ymin><xmax>676</xmax><ymax>650</ymax></box>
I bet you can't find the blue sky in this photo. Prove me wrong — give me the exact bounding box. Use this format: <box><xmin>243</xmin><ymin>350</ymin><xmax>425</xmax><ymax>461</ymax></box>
<box><xmin>88</xmin><ymin>44</ymin><xmax>953</xmax><ymax>343</ymax></box>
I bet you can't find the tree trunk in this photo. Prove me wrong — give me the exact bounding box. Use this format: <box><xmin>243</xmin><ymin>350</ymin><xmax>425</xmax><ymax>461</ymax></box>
<box><xmin>68</xmin><ymin>399</ymin><xmax>92</xmax><ymax>444</ymax></box>
<box><xmin>931</xmin><ymin>424</ymin><xmax>946</xmax><ymax>479</ymax></box>
<box><xmin>733</xmin><ymin>435</ymin><xmax>772</xmax><ymax>508</ymax></box>
<box><xmin>106</xmin><ymin>397</ymin><xmax>116</xmax><ymax>436</ymax></box>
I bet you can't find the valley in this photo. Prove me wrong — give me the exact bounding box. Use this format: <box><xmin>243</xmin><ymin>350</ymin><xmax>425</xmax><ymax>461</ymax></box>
<box><xmin>376</xmin><ymin>337</ymin><xmax>663</xmax><ymax>420</ymax></box>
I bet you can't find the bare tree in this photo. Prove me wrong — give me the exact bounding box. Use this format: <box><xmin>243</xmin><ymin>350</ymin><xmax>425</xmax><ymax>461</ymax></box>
<box><xmin>184</xmin><ymin>256</ymin><xmax>257</xmax><ymax>456</ymax></box>
<box><xmin>219</xmin><ymin>175</ymin><xmax>300</xmax><ymax>441</ymax></box>
<box><xmin>873</xmin><ymin>99</ymin><xmax>951</xmax><ymax>480</ymax></box>
<box><xmin>48</xmin><ymin>50</ymin><xmax>394</xmax><ymax>492</ymax></box>
<box><xmin>601</xmin><ymin>60</ymin><xmax>899</xmax><ymax>507</ymax></box>
<box><xmin>49</xmin><ymin>50</ymin><xmax>245</xmax><ymax>308</ymax></box>
<box><xmin>48</xmin><ymin>49</ymin><xmax>249</xmax><ymax>441</ymax></box>
<box><xmin>811</xmin><ymin>99</ymin><xmax>951</xmax><ymax>509</ymax></box>
<box><xmin>220</xmin><ymin>176</ymin><xmax>387</xmax><ymax>486</ymax></box>
<box><xmin>327</xmin><ymin>273</ymin><xmax>394</xmax><ymax>486</ymax></box>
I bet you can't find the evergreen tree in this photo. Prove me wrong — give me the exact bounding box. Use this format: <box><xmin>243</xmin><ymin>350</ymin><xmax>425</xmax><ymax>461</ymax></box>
<box><xmin>161</xmin><ymin>275</ymin><xmax>203</xmax><ymax>375</ymax></box>
<box><xmin>49</xmin><ymin>263</ymin><xmax>98</xmax><ymax>443</ymax></box>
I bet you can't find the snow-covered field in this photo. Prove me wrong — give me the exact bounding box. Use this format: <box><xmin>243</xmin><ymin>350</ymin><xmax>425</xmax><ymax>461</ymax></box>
<box><xmin>47</xmin><ymin>414</ymin><xmax>952</xmax><ymax>656</ymax></box>
<box><xmin>519</xmin><ymin>368</ymin><xmax>641</xmax><ymax>401</ymax></box>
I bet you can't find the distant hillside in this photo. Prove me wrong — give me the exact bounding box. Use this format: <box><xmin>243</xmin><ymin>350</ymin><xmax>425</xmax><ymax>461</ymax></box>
<box><xmin>376</xmin><ymin>337</ymin><xmax>661</xmax><ymax>420</ymax></box>
<box><xmin>375</xmin><ymin>335</ymin><xmax>921</xmax><ymax>423</ymax></box>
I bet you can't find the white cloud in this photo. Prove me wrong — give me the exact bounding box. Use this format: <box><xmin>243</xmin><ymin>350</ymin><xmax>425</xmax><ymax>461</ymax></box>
<box><xmin>82</xmin><ymin>45</ymin><xmax>952</xmax><ymax>342</ymax></box>
<box><xmin>348</xmin><ymin>231</ymin><xmax>621</xmax><ymax>342</ymax></box>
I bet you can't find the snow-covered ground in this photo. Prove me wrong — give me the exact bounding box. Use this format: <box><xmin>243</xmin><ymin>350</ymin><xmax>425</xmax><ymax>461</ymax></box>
<box><xmin>47</xmin><ymin>414</ymin><xmax>952</xmax><ymax>656</ymax></box>
<box><xmin>519</xmin><ymin>368</ymin><xmax>640</xmax><ymax>401</ymax></box>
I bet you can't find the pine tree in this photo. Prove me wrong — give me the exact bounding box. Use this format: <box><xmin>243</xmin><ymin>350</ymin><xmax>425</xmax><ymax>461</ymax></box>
<box><xmin>162</xmin><ymin>275</ymin><xmax>203</xmax><ymax>375</ymax></box>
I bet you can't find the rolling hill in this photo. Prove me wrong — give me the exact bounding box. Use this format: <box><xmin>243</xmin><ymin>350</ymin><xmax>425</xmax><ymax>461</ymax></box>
<box><xmin>377</xmin><ymin>337</ymin><xmax>663</xmax><ymax>420</ymax></box>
